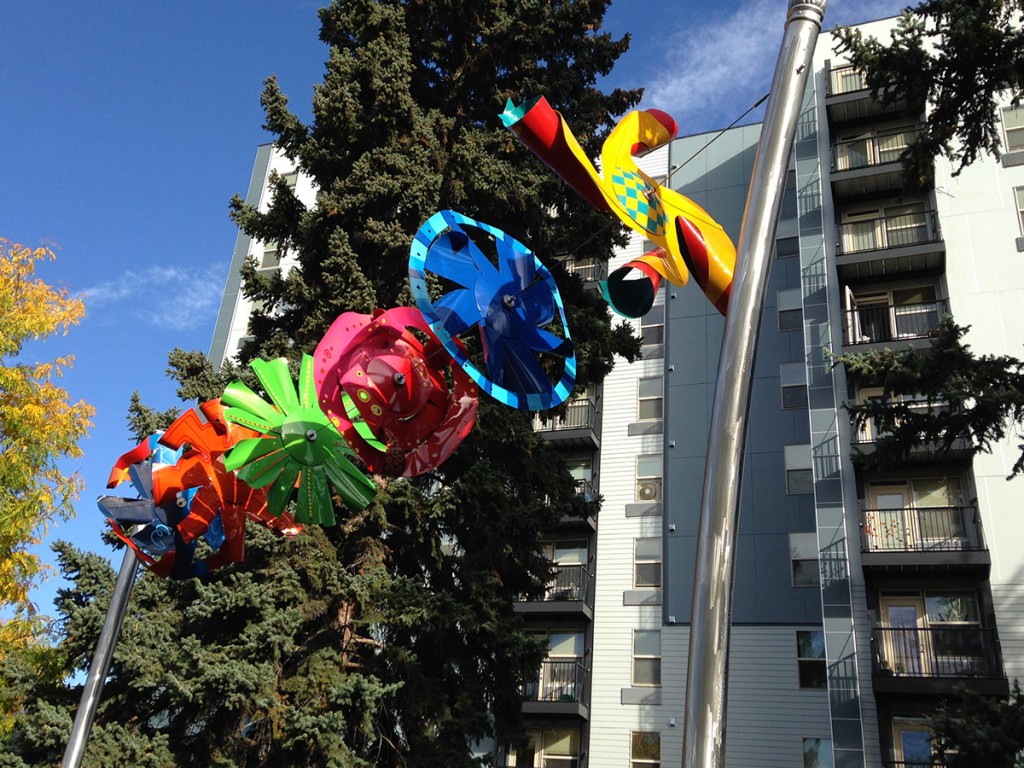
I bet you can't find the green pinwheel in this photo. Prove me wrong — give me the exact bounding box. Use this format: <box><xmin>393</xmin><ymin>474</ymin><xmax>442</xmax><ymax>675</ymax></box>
<box><xmin>222</xmin><ymin>354</ymin><xmax>377</xmax><ymax>525</ymax></box>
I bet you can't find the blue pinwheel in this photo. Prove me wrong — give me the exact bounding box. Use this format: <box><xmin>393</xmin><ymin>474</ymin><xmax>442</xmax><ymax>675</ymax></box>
<box><xmin>409</xmin><ymin>210</ymin><xmax>576</xmax><ymax>410</ymax></box>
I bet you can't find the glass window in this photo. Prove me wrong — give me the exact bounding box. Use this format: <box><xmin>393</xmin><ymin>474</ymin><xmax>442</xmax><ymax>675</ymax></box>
<box><xmin>792</xmin><ymin>559</ymin><xmax>820</xmax><ymax>587</ymax></box>
<box><xmin>632</xmin><ymin>630</ymin><xmax>661</xmax><ymax>686</ymax></box>
<box><xmin>1004</xmin><ymin>105</ymin><xmax>1024</xmax><ymax>152</ymax></box>
<box><xmin>925</xmin><ymin>592</ymin><xmax>979</xmax><ymax>623</ymax></box>
<box><xmin>783</xmin><ymin>384</ymin><xmax>808</xmax><ymax>409</ymax></box>
<box><xmin>785</xmin><ymin>445</ymin><xmax>813</xmax><ymax>495</ymax></box>
<box><xmin>802</xmin><ymin>737</ymin><xmax>835</xmax><ymax>768</ymax></box>
<box><xmin>281</xmin><ymin>170</ymin><xmax>299</xmax><ymax>188</ymax></box>
<box><xmin>780</xmin><ymin>170</ymin><xmax>798</xmax><ymax>220</ymax></box>
<box><xmin>259</xmin><ymin>244</ymin><xmax>281</xmax><ymax>271</ymax></box>
<box><xmin>641</xmin><ymin>302</ymin><xmax>665</xmax><ymax>347</ymax></box>
<box><xmin>778</xmin><ymin>288</ymin><xmax>804</xmax><ymax>332</ymax></box>
<box><xmin>1015</xmin><ymin>187</ymin><xmax>1024</xmax><ymax>234</ymax></box>
<box><xmin>797</xmin><ymin>630</ymin><xmax>827</xmax><ymax>689</ymax></box>
<box><xmin>791</xmin><ymin>526</ymin><xmax>820</xmax><ymax>588</ymax></box>
<box><xmin>787</xmin><ymin>469</ymin><xmax>813</xmax><ymax>495</ymax></box>
<box><xmin>511</xmin><ymin>728</ymin><xmax>581</xmax><ymax>768</ymax></box>
<box><xmin>779</xmin><ymin>308</ymin><xmax>803</xmax><ymax>331</ymax></box>
<box><xmin>636</xmin><ymin>454</ymin><xmax>663</xmax><ymax>502</ymax></box>
<box><xmin>634</xmin><ymin>537</ymin><xmax>662</xmax><ymax>588</ymax></box>
<box><xmin>631</xmin><ymin>732</ymin><xmax>661</xmax><ymax>768</ymax></box>
<box><xmin>638</xmin><ymin>377</ymin><xmax>664</xmax><ymax>420</ymax></box>
<box><xmin>776</xmin><ymin>236</ymin><xmax>799</xmax><ymax>259</ymax></box>
<box><xmin>781</xmin><ymin>361</ymin><xmax>808</xmax><ymax>410</ymax></box>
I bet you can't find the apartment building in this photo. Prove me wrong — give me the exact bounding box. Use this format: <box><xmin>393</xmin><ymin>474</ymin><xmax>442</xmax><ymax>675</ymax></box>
<box><xmin>213</xmin><ymin>17</ymin><xmax>1024</xmax><ymax>768</ymax></box>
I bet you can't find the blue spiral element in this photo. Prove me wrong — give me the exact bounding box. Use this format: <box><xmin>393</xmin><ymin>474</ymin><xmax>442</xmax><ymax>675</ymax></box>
<box><xmin>409</xmin><ymin>210</ymin><xmax>576</xmax><ymax>410</ymax></box>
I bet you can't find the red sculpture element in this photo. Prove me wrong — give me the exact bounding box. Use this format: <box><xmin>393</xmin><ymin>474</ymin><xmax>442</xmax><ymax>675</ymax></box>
<box><xmin>314</xmin><ymin>307</ymin><xmax>478</xmax><ymax>477</ymax></box>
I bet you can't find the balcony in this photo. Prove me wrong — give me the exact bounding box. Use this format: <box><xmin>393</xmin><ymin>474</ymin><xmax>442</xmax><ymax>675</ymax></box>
<box><xmin>533</xmin><ymin>398</ymin><xmax>600</xmax><ymax>448</ymax></box>
<box><xmin>830</xmin><ymin>128</ymin><xmax>918</xmax><ymax>199</ymax></box>
<box><xmin>825</xmin><ymin>64</ymin><xmax>915</xmax><ymax>124</ymax></box>
<box><xmin>564</xmin><ymin>255</ymin><xmax>607</xmax><ymax>289</ymax></box>
<box><xmin>842</xmin><ymin>298</ymin><xmax>949</xmax><ymax>350</ymax></box>
<box><xmin>872</xmin><ymin>627</ymin><xmax>1007</xmax><ymax>696</ymax></box>
<box><xmin>515</xmin><ymin>563</ymin><xmax>594</xmax><ymax>620</ymax></box>
<box><xmin>521</xmin><ymin>659</ymin><xmax>589</xmax><ymax>718</ymax></box>
<box><xmin>835</xmin><ymin>210</ymin><xmax>945</xmax><ymax>281</ymax></box>
<box><xmin>860</xmin><ymin>505</ymin><xmax>990</xmax><ymax>573</ymax></box>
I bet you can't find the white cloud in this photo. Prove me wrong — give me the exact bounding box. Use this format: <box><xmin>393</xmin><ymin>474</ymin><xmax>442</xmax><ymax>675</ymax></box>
<box><xmin>81</xmin><ymin>264</ymin><xmax>225</xmax><ymax>332</ymax></box>
<box><xmin>640</xmin><ymin>0</ymin><xmax>910</xmax><ymax>134</ymax></box>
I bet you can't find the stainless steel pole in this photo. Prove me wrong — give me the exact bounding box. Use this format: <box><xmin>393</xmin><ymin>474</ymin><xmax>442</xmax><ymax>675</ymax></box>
<box><xmin>682</xmin><ymin>3</ymin><xmax>826</xmax><ymax>767</ymax></box>
<box><xmin>61</xmin><ymin>548</ymin><xmax>139</xmax><ymax>768</ymax></box>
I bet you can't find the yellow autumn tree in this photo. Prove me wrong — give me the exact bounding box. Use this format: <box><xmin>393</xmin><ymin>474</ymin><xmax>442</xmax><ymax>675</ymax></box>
<box><xmin>0</xmin><ymin>239</ymin><xmax>93</xmax><ymax>655</ymax></box>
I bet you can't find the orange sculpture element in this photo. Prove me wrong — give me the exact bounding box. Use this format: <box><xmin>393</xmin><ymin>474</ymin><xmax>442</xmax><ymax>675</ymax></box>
<box><xmin>501</xmin><ymin>96</ymin><xmax>736</xmax><ymax>316</ymax></box>
<box><xmin>102</xmin><ymin>400</ymin><xmax>301</xmax><ymax>579</ymax></box>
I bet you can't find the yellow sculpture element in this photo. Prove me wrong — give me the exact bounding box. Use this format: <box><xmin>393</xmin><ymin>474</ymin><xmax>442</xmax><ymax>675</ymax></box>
<box><xmin>502</xmin><ymin>97</ymin><xmax>737</xmax><ymax>316</ymax></box>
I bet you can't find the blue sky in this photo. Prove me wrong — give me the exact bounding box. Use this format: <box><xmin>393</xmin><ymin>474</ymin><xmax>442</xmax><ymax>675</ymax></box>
<box><xmin>3</xmin><ymin>0</ymin><xmax>906</xmax><ymax>619</ymax></box>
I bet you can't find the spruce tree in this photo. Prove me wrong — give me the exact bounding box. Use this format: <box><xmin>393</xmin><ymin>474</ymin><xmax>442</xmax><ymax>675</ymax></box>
<box><xmin>1</xmin><ymin>2</ymin><xmax>640</xmax><ymax>766</ymax></box>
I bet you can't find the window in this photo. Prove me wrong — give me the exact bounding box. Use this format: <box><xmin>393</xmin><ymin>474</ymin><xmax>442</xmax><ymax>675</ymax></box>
<box><xmin>780</xmin><ymin>170</ymin><xmax>798</xmax><ymax>220</ymax></box>
<box><xmin>634</xmin><ymin>537</ymin><xmax>662</xmax><ymax>588</ymax></box>
<box><xmin>258</xmin><ymin>244</ymin><xmax>281</xmax><ymax>271</ymax></box>
<box><xmin>830</xmin><ymin>64</ymin><xmax>865</xmax><ymax>95</ymax></box>
<box><xmin>540</xmin><ymin>540</ymin><xmax>587</xmax><ymax>600</ymax></box>
<box><xmin>525</xmin><ymin>632</ymin><xmax>584</xmax><ymax>702</ymax></box>
<box><xmin>635</xmin><ymin>454</ymin><xmax>662</xmax><ymax>501</ymax></box>
<box><xmin>632</xmin><ymin>630</ymin><xmax>661</xmax><ymax>686</ymax></box>
<box><xmin>796</xmin><ymin>630</ymin><xmax>826</xmax><ymax>689</ymax></box>
<box><xmin>835</xmin><ymin>125</ymin><xmax>916</xmax><ymax>170</ymax></box>
<box><xmin>843</xmin><ymin>284</ymin><xmax>943</xmax><ymax>345</ymax></box>
<box><xmin>802</xmin><ymin>737</ymin><xmax>835</xmax><ymax>768</ymax></box>
<box><xmin>780</xmin><ymin>363</ymin><xmax>807</xmax><ymax>409</ymax></box>
<box><xmin>641</xmin><ymin>300</ymin><xmax>665</xmax><ymax>346</ymax></box>
<box><xmin>839</xmin><ymin>202</ymin><xmax>929</xmax><ymax>254</ymax></box>
<box><xmin>638</xmin><ymin>377</ymin><xmax>664</xmax><ymax>420</ymax></box>
<box><xmin>1015</xmin><ymin>187</ymin><xmax>1024</xmax><ymax>234</ymax></box>
<box><xmin>281</xmin><ymin>170</ymin><xmax>299</xmax><ymax>188</ymax></box>
<box><xmin>892</xmin><ymin>718</ymin><xmax>933</xmax><ymax>767</ymax></box>
<box><xmin>511</xmin><ymin>728</ymin><xmax>580</xmax><ymax>768</ymax></box>
<box><xmin>778</xmin><ymin>288</ymin><xmax>803</xmax><ymax>332</ymax></box>
<box><xmin>790</xmin><ymin>533</ymin><xmax>820</xmax><ymax>587</ymax></box>
<box><xmin>785</xmin><ymin>445</ymin><xmax>813</xmax><ymax>495</ymax></box>
<box><xmin>566</xmin><ymin>458</ymin><xmax>594</xmax><ymax>501</ymax></box>
<box><xmin>631</xmin><ymin>732</ymin><xmax>661</xmax><ymax>768</ymax></box>
<box><xmin>1004</xmin><ymin>105</ymin><xmax>1024</xmax><ymax>152</ymax></box>
<box><xmin>775</xmin><ymin>236</ymin><xmax>799</xmax><ymax>259</ymax></box>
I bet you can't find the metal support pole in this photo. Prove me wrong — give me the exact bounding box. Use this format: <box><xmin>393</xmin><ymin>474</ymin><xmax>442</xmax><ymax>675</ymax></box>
<box><xmin>682</xmin><ymin>3</ymin><xmax>826</xmax><ymax>767</ymax></box>
<box><xmin>62</xmin><ymin>548</ymin><xmax>139</xmax><ymax>768</ymax></box>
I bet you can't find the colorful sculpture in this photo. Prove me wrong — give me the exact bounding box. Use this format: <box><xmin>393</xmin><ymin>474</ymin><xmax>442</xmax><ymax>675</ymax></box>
<box><xmin>222</xmin><ymin>355</ymin><xmax>377</xmax><ymax>526</ymax></box>
<box><xmin>409</xmin><ymin>209</ymin><xmax>576</xmax><ymax>410</ymax></box>
<box><xmin>500</xmin><ymin>96</ymin><xmax>736</xmax><ymax>317</ymax></box>
<box><xmin>313</xmin><ymin>306</ymin><xmax>478</xmax><ymax>476</ymax></box>
<box><xmin>99</xmin><ymin>401</ymin><xmax>301</xmax><ymax>579</ymax></box>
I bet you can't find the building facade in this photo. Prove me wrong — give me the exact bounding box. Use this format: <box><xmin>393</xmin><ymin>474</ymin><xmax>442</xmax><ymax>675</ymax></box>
<box><xmin>212</xmin><ymin>17</ymin><xmax>1024</xmax><ymax>768</ymax></box>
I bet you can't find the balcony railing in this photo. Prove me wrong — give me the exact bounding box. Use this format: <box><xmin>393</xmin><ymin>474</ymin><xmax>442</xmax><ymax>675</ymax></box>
<box><xmin>874</xmin><ymin>627</ymin><xmax>1002</xmax><ymax>679</ymax></box>
<box><xmin>837</xmin><ymin>211</ymin><xmax>940</xmax><ymax>255</ymax></box>
<box><xmin>565</xmin><ymin>256</ymin><xmax>605</xmax><ymax>284</ymax></box>
<box><xmin>843</xmin><ymin>299</ymin><xmax>949</xmax><ymax>346</ymax></box>
<box><xmin>518</xmin><ymin>563</ymin><xmax>592</xmax><ymax>603</ymax></box>
<box><xmin>533</xmin><ymin>398</ymin><xmax>597</xmax><ymax>433</ymax></box>
<box><xmin>829</xmin><ymin>65</ymin><xmax>867</xmax><ymax>96</ymax></box>
<box><xmin>852</xmin><ymin>396</ymin><xmax>950</xmax><ymax>444</ymax></box>
<box><xmin>862</xmin><ymin>506</ymin><xmax>983</xmax><ymax>553</ymax></box>
<box><xmin>833</xmin><ymin>128</ymin><xmax>919</xmax><ymax>172</ymax></box>
<box><xmin>575</xmin><ymin>478</ymin><xmax>596</xmax><ymax>502</ymax></box>
<box><xmin>521</xmin><ymin>659</ymin><xmax>587</xmax><ymax>703</ymax></box>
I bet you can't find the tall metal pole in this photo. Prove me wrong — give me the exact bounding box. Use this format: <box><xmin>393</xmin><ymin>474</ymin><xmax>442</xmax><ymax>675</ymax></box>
<box><xmin>61</xmin><ymin>548</ymin><xmax>139</xmax><ymax>768</ymax></box>
<box><xmin>682</xmin><ymin>3</ymin><xmax>826</xmax><ymax>767</ymax></box>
